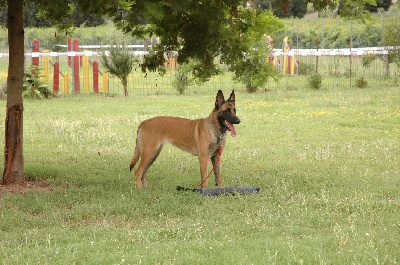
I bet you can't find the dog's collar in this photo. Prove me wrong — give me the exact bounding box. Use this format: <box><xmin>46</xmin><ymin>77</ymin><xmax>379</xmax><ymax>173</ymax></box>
<box><xmin>210</xmin><ymin>123</ymin><xmax>226</xmax><ymax>145</ymax></box>
<box><xmin>218</xmin><ymin>133</ymin><xmax>226</xmax><ymax>145</ymax></box>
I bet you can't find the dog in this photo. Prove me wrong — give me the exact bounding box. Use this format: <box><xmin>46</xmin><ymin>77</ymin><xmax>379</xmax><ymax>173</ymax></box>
<box><xmin>130</xmin><ymin>90</ymin><xmax>240</xmax><ymax>189</ymax></box>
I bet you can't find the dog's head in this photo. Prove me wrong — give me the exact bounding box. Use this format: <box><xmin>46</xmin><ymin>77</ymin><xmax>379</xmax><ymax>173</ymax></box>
<box><xmin>215</xmin><ymin>90</ymin><xmax>241</xmax><ymax>137</ymax></box>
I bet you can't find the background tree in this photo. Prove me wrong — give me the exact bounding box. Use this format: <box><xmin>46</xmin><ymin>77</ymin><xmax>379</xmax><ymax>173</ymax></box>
<box><xmin>230</xmin><ymin>11</ymin><xmax>284</xmax><ymax>92</ymax></box>
<box><xmin>252</xmin><ymin>0</ymin><xmax>309</xmax><ymax>18</ymax></box>
<box><xmin>0</xmin><ymin>3</ymin><xmax>105</xmax><ymax>27</ymax></box>
<box><xmin>383</xmin><ymin>17</ymin><xmax>400</xmax><ymax>72</ymax></box>
<box><xmin>337</xmin><ymin>0</ymin><xmax>377</xmax><ymax>21</ymax></box>
<box><xmin>364</xmin><ymin>0</ymin><xmax>392</xmax><ymax>12</ymax></box>
<box><xmin>101</xmin><ymin>43</ymin><xmax>136</xmax><ymax>97</ymax></box>
<box><xmin>23</xmin><ymin>2</ymin><xmax>50</xmax><ymax>27</ymax></box>
<box><xmin>1</xmin><ymin>0</ymin><xmax>376</xmax><ymax>185</ymax></box>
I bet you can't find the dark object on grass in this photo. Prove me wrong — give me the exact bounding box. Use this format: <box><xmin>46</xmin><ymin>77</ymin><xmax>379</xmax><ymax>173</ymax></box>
<box><xmin>177</xmin><ymin>186</ymin><xmax>260</xmax><ymax>196</ymax></box>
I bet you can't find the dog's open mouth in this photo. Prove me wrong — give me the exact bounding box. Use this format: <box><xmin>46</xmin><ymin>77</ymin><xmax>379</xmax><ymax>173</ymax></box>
<box><xmin>224</xmin><ymin>120</ymin><xmax>237</xmax><ymax>138</ymax></box>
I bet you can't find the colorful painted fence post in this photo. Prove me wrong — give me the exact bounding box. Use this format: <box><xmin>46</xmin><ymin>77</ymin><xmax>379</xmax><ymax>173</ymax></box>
<box><xmin>102</xmin><ymin>72</ymin><xmax>109</xmax><ymax>94</ymax></box>
<box><xmin>43</xmin><ymin>52</ymin><xmax>50</xmax><ymax>84</ymax></box>
<box><xmin>72</xmin><ymin>39</ymin><xmax>80</xmax><ymax>93</ymax></box>
<box><xmin>281</xmin><ymin>36</ymin><xmax>299</xmax><ymax>76</ymax></box>
<box><xmin>29</xmin><ymin>37</ymin><xmax>116</xmax><ymax>95</ymax></box>
<box><xmin>83</xmin><ymin>52</ymin><xmax>90</xmax><ymax>93</ymax></box>
<box><xmin>64</xmin><ymin>74</ymin><xmax>70</xmax><ymax>95</ymax></box>
<box><xmin>282</xmin><ymin>36</ymin><xmax>288</xmax><ymax>75</ymax></box>
<box><xmin>32</xmin><ymin>39</ymin><xmax>40</xmax><ymax>66</ymax></box>
<box><xmin>68</xmin><ymin>37</ymin><xmax>72</xmax><ymax>67</ymax></box>
<box><xmin>93</xmin><ymin>61</ymin><xmax>99</xmax><ymax>94</ymax></box>
<box><xmin>53</xmin><ymin>62</ymin><xmax>59</xmax><ymax>95</ymax></box>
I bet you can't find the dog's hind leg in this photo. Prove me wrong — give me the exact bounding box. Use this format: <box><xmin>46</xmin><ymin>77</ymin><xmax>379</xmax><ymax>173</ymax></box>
<box><xmin>130</xmin><ymin>129</ymin><xmax>143</xmax><ymax>172</ymax></box>
<box><xmin>135</xmin><ymin>144</ymin><xmax>163</xmax><ymax>189</ymax></box>
<box><xmin>130</xmin><ymin>141</ymin><xmax>141</xmax><ymax>172</ymax></box>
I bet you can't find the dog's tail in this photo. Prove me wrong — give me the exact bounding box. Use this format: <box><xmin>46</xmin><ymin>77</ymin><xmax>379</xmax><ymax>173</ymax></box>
<box><xmin>130</xmin><ymin>132</ymin><xmax>141</xmax><ymax>171</ymax></box>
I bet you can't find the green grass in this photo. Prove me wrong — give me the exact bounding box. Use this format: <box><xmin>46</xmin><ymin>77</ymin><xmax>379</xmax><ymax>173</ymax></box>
<box><xmin>0</xmin><ymin>85</ymin><xmax>399</xmax><ymax>264</ymax></box>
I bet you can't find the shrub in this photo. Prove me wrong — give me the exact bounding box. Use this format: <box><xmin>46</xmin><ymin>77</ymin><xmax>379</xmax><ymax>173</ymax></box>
<box><xmin>172</xmin><ymin>68</ymin><xmax>193</xmax><ymax>94</ymax></box>
<box><xmin>356</xmin><ymin>76</ymin><xmax>368</xmax><ymax>88</ymax></box>
<box><xmin>308</xmin><ymin>72</ymin><xmax>322</xmax><ymax>90</ymax></box>
<box><xmin>101</xmin><ymin>42</ymin><xmax>136</xmax><ymax>97</ymax></box>
<box><xmin>23</xmin><ymin>65</ymin><xmax>52</xmax><ymax>99</ymax></box>
<box><xmin>298</xmin><ymin>61</ymin><xmax>315</xmax><ymax>76</ymax></box>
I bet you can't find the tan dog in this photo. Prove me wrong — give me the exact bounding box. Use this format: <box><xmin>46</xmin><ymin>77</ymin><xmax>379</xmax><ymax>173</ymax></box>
<box><xmin>130</xmin><ymin>90</ymin><xmax>240</xmax><ymax>189</ymax></box>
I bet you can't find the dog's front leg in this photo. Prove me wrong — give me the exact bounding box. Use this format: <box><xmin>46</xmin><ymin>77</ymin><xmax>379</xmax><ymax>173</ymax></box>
<box><xmin>211</xmin><ymin>154</ymin><xmax>222</xmax><ymax>187</ymax></box>
<box><xmin>198</xmin><ymin>155</ymin><xmax>209</xmax><ymax>188</ymax></box>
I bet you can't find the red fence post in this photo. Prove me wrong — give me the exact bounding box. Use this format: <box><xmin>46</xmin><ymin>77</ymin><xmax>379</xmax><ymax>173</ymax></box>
<box><xmin>93</xmin><ymin>61</ymin><xmax>99</xmax><ymax>94</ymax></box>
<box><xmin>73</xmin><ymin>39</ymin><xmax>82</xmax><ymax>66</ymax></box>
<box><xmin>72</xmin><ymin>39</ymin><xmax>80</xmax><ymax>93</ymax></box>
<box><xmin>68</xmin><ymin>37</ymin><xmax>72</xmax><ymax>67</ymax></box>
<box><xmin>32</xmin><ymin>39</ymin><xmax>40</xmax><ymax>66</ymax></box>
<box><xmin>53</xmin><ymin>62</ymin><xmax>60</xmax><ymax>95</ymax></box>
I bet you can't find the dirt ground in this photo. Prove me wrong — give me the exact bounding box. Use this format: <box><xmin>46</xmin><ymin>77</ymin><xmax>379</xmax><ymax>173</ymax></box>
<box><xmin>0</xmin><ymin>180</ymin><xmax>54</xmax><ymax>196</ymax></box>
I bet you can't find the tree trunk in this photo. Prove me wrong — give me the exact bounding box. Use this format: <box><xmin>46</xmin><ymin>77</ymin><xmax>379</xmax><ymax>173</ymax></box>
<box><xmin>382</xmin><ymin>54</ymin><xmax>390</xmax><ymax>77</ymax></box>
<box><xmin>123</xmin><ymin>78</ymin><xmax>129</xmax><ymax>97</ymax></box>
<box><xmin>2</xmin><ymin>0</ymin><xmax>25</xmax><ymax>185</ymax></box>
<box><xmin>124</xmin><ymin>84</ymin><xmax>129</xmax><ymax>97</ymax></box>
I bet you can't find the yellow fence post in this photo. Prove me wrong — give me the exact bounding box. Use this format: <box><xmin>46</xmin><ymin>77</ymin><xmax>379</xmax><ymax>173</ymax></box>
<box><xmin>83</xmin><ymin>55</ymin><xmax>90</xmax><ymax>93</ymax></box>
<box><xmin>102</xmin><ymin>72</ymin><xmax>109</xmax><ymax>94</ymax></box>
<box><xmin>282</xmin><ymin>36</ymin><xmax>288</xmax><ymax>75</ymax></box>
<box><xmin>290</xmin><ymin>57</ymin><xmax>295</xmax><ymax>75</ymax></box>
<box><xmin>43</xmin><ymin>55</ymin><xmax>50</xmax><ymax>84</ymax></box>
<box><xmin>64</xmin><ymin>73</ymin><xmax>70</xmax><ymax>95</ymax></box>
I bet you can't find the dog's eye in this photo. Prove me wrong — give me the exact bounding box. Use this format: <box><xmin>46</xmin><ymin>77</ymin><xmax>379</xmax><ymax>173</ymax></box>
<box><xmin>224</xmin><ymin>108</ymin><xmax>231</xmax><ymax>113</ymax></box>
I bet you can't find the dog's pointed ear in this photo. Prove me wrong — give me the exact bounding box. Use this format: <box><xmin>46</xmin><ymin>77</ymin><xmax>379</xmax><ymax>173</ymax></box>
<box><xmin>227</xmin><ymin>90</ymin><xmax>235</xmax><ymax>104</ymax></box>
<box><xmin>215</xmin><ymin>90</ymin><xmax>225</xmax><ymax>110</ymax></box>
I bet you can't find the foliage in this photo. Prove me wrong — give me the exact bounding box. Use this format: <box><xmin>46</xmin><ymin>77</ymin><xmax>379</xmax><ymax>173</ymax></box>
<box><xmin>111</xmin><ymin>0</ymin><xmax>248</xmax><ymax>80</ymax></box>
<box><xmin>337</xmin><ymin>0</ymin><xmax>377</xmax><ymax>22</ymax></box>
<box><xmin>0</xmin><ymin>2</ymin><xmax>104</xmax><ymax>27</ymax></box>
<box><xmin>271</xmin><ymin>7</ymin><xmax>400</xmax><ymax>50</ymax></box>
<box><xmin>354</xmin><ymin>53</ymin><xmax>375</xmax><ymax>88</ymax></box>
<box><xmin>254</xmin><ymin>0</ymin><xmax>309</xmax><ymax>18</ymax></box>
<box><xmin>355</xmin><ymin>76</ymin><xmax>368</xmax><ymax>88</ymax></box>
<box><xmin>22</xmin><ymin>65</ymin><xmax>52</xmax><ymax>99</ymax></box>
<box><xmin>298</xmin><ymin>61</ymin><xmax>315</xmax><ymax>75</ymax></box>
<box><xmin>101</xmin><ymin>42</ymin><xmax>136</xmax><ymax>96</ymax></box>
<box><xmin>365</xmin><ymin>0</ymin><xmax>392</xmax><ymax>12</ymax></box>
<box><xmin>10</xmin><ymin>9</ymin><xmax>399</xmax><ymax>52</ymax></box>
<box><xmin>109</xmin><ymin>2</ymin><xmax>285</xmax><ymax>84</ymax></box>
<box><xmin>231</xmin><ymin>40</ymin><xmax>279</xmax><ymax>92</ymax></box>
<box><xmin>308</xmin><ymin>72</ymin><xmax>322</xmax><ymax>89</ymax></box>
<box><xmin>361</xmin><ymin>54</ymin><xmax>377</xmax><ymax>68</ymax></box>
<box><xmin>171</xmin><ymin>64</ymin><xmax>195</xmax><ymax>95</ymax></box>
<box><xmin>253</xmin><ymin>0</ymin><xmax>381</xmax><ymax>18</ymax></box>
<box><xmin>384</xmin><ymin>17</ymin><xmax>400</xmax><ymax>70</ymax></box>
<box><xmin>230</xmin><ymin>11</ymin><xmax>284</xmax><ymax>92</ymax></box>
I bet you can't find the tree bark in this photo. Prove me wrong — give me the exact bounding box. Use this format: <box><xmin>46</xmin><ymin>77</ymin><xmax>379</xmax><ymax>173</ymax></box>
<box><xmin>2</xmin><ymin>0</ymin><xmax>25</xmax><ymax>185</ymax></box>
<box><xmin>123</xmin><ymin>83</ymin><xmax>129</xmax><ymax>97</ymax></box>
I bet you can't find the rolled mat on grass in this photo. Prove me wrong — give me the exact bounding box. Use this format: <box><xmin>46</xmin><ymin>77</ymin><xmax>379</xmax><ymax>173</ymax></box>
<box><xmin>176</xmin><ymin>186</ymin><xmax>260</xmax><ymax>196</ymax></box>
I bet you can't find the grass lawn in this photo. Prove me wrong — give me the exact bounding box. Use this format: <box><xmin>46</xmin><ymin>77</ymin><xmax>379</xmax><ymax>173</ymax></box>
<box><xmin>0</xmin><ymin>84</ymin><xmax>399</xmax><ymax>264</ymax></box>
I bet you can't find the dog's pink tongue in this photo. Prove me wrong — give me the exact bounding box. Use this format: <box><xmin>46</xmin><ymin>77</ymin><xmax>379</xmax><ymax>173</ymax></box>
<box><xmin>226</xmin><ymin>121</ymin><xmax>236</xmax><ymax>138</ymax></box>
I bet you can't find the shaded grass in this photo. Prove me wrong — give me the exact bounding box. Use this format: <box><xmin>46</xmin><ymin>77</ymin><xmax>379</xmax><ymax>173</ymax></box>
<box><xmin>0</xmin><ymin>85</ymin><xmax>399</xmax><ymax>264</ymax></box>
